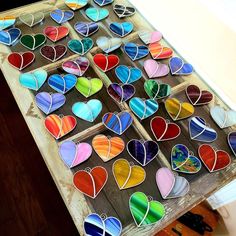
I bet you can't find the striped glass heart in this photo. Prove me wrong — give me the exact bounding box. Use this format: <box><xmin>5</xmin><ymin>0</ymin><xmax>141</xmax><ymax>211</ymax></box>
<box><xmin>109</xmin><ymin>22</ymin><xmax>133</xmax><ymax>37</ymax></box>
<box><xmin>115</xmin><ymin>65</ymin><xmax>142</xmax><ymax>84</ymax></box>
<box><xmin>124</xmin><ymin>43</ymin><xmax>149</xmax><ymax>61</ymax></box>
<box><xmin>0</xmin><ymin>28</ymin><xmax>21</xmax><ymax>46</ymax></box>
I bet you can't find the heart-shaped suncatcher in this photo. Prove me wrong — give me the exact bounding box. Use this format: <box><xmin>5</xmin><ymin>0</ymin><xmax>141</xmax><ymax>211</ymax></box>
<box><xmin>72</xmin><ymin>99</ymin><xmax>102</xmax><ymax>122</ymax></box>
<box><xmin>65</xmin><ymin>0</ymin><xmax>88</xmax><ymax>11</ymax></box>
<box><xmin>68</xmin><ymin>38</ymin><xmax>93</xmax><ymax>55</ymax></box>
<box><xmin>8</xmin><ymin>51</ymin><xmax>35</xmax><ymax>70</ymax></box>
<box><xmin>59</xmin><ymin>140</ymin><xmax>92</xmax><ymax>168</ymax></box>
<box><xmin>171</xmin><ymin>144</ymin><xmax>201</xmax><ymax>173</ymax></box>
<box><xmin>94</xmin><ymin>0</ymin><xmax>113</xmax><ymax>6</ymax></box>
<box><xmin>96</xmin><ymin>36</ymin><xmax>122</xmax><ymax>53</ymax></box>
<box><xmin>50</xmin><ymin>9</ymin><xmax>74</xmax><ymax>24</ymax></box>
<box><xmin>102</xmin><ymin>111</ymin><xmax>133</xmax><ymax>135</ymax></box>
<box><xmin>44</xmin><ymin>114</ymin><xmax>77</xmax><ymax>139</ymax></box>
<box><xmin>20</xmin><ymin>33</ymin><xmax>46</xmax><ymax>50</ymax></box>
<box><xmin>165</xmin><ymin>98</ymin><xmax>194</xmax><ymax>121</ymax></box>
<box><xmin>92</xmin><ymin>134</ymin><xmax>125</xmax><ymax>162</ymax></box>
<box><xmin>107</xmin><ymin>83</ymin><xmax>135</xmax><ymax>103</ymax></box>
<box><xmin>186</xmin><ymin>85</ymin><xmax>213</xmax><ymax>105</ymax></box>
<box><xmin>93</xmin><ymin>53</ymin><xmax>119</xmax><ymax>72</ymax></box>
<box><xmin>189</xmin><ymin>116</ymin><xmax>217</xmax><ymax>142</ymax></box>
<box><xmin>228</xmin><ymin>132</ymin><xmax>236</xmax><ymax>156</ymax></box>
<box><xmin>129</xmin><ymin>97</ymin><xmax>159</xmax><ymax>120</ymax></box>
<box><xmin>85</xmin><ymin>8</ymin><xmax>109</xmax><ymax>22</ymax></box>
<box><xmin>62</xmin><ymin>57</ymin><xmax>89</xmax><ymax>76</ymax></box>
<box><xmin>0</xmin><ymin>15</ymin><xmax>16</xmax><ymax>30</ymax></box>
<box><xmin>139</xmin><ymin>30</ymin><xmax>162</xmax><ymax>44</ymax></box>
<box><xmin>129</xmin><ymin>192</ymin><xmax>165</xmax><ymax>227</ymax></box>
<box><xmin>113</xmin><ymin>159</ymin><xmax>146</xmax><ymax>190</ymax></box>
<box><xmin>44</xmin><ymin>26</ymin><xmax>69</xmax><ymax>42</ymax></box>
<box><xmin>109</xmin><ymin>22</ymin><xmax>133</xmax><ymax>37</ymax></box>
<box><xmin>151</xmin><ymin>116</ymin><xmax>181</xmax><ymax>141</ymax></box>
<box><xmin>143</xmin><ymin>59</ymin><xmax>169</xmax><ymax>78</ymax></box>
<box><xmin>127</xmin><ymin>139</ymin><xmax>159</xmax><ymax>166</ymax></box>
<box><xmin>73</xmin><ymin>166</ymin><xmax>108</xmax><ymax>199</ymax></box>
<box><xmin>149</xmin><ymin>42</ymin><xmax>173</xmax><ymax>59</ymax></box>
<box><xmin>74</xmin><ymin>21</ymin><xmax>99</xmax><ymax>37</ymax></box>
<box><xmin>76</xmin><ymin>77</ymin><xmax>103</xmax><ymax>98</ymax></box>
<box><xmin>169</xmin><ymin>57</ymin><xmax>193</xmax><ymax>75</ymax></box>
<box><xmin>113</xmin><ymin>4</ymin><xmax>136</xmax><ymax>18</ymax></box>
<box><xmin>19</xmin><ymin>12</ymin><xmax>44</xmax><ymax>27</ymax></box>
<box><xmin>198</xmin><ymin>144</ymin><xmax>231</xmax><ymax>172</ymax></box>
<box><xmin>156</xmin><ymin>167</ymin><xmax>189</xmax><ymax>199</ymax></box>
<box><xmin>0</xmin><ymin>28</ymin><xmax>21</xmax><ymax>46</ymax></box>
<box><xmin>115</xmin><ymin>65</ymin><xmax>142</xmax><ymax>84</ymax></box>
<box><xmin>40</xmin><ymin>44</ymin><xmax>67</xmax><ymax>62</ymax></box>
<box><xmin>124</xmin><ymin>42</ymin><xmax>149</xmax><ymax>61</ymax></box>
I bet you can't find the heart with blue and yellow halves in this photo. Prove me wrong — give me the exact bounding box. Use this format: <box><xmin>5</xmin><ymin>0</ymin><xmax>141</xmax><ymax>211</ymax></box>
<box><xmin>0</xmin><ymin>16</ymin><xmax>16</xmax><ymax>30</ymax></box>
<box><xmin>169</xmin><ymin>57</ymin><xmax>193</xmax><ymax>75</ymax></box>
<box><xmin>0</xmin><ymin>28</ymin><xmax>21</xmax><ymax>46</ymax></box>
<box><xmin>102</xmin><ymin>111</ymin><xmax>133</xmax><ymax>135</ymax></box>
<box><xmin>129</xmin><ymin>192</ymin><xmax>165</xmax><ymax>227</ymax></box>
<box><xmin>115</xmin><ymin>65</ymin><xmax>142</xmax><ymax>84</ymax></box>
<box><xmin>48</xmin><ymin>74</ymin><xmax>77</xmax><ymax>94</ymax></box>
<box><xmin>72</xmin><ymin>99</ymin><xmax>102</xmax><ymax>122</ymax></box>
<box><xmin>171</xmin><ymin>144</ymin><xmax>201</xmax><ymax>174</ymax></box>
<box><xmin>50</xmin><ymin>9</ymin><xmax>74</xmax><ymax>24</ymax></box>
<box><xmin>85</xmin><ymin>8</ymin><xmax>109</xmax><ymax>22</ymax></box>
<box><xmin>124</xmin><ymin>43</ymin><xmax>149</xmax><ymax>61</ymax></box>
<box><xmin>129</xmin><ymin>97</ymin><xmax>158</xmax><ymax>120</ymax></box>
<box><xmin>65</xmin><ymin>0</ymin><xmax>88</xmax><ymax>11</ymax></box>
<box><xmin>68</xmin><ymin>38</ymin><xmax>93</xmax><ymax>55</ymax></box>
<box><xmin>109</xmin><ymin>22</ymin><xmax>133</xmax><ymax>37</ymax></box>
<box><xmin>165</xmin><ymin>98</ymin><xmax>194</xmax><ymax>121</ymax></box>
<box><xmin>189</xmin><ymin>116</ymin><xmax>217</xmax><ymax>142</ymax></box>
<box><xmin>144</xmin><ymin>80</ymin><xmax>171</xmax><ymax>100</ymax></box>
<box><xmin>84</xmin><ymin>213</ymin><xmax>122</xmax><ymax>236</ymax></box>
<box><xmin>94</xmin><ymin>0</ymin><xmax>113</xmax><ymax>6</ymax></box>
<box><xmin>19</xmin><ymin>69</ymin><xmax>47</xmax><ymax>91</ymax></box>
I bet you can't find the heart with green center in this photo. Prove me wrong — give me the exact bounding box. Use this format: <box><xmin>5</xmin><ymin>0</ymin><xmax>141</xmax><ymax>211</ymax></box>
<box><xmin>20</xmin><ymin>34</ymin><xmax>46</xmax><ymax>50</ymax></box>
<box><xmin>144</xmin><ymin>80</ymin><xmax>171</xmax><ymax>100</ymax></box>
<box><xmin>68</xmin><ymin>38</ymin><xmax>93</xmax><ymax>55</ymax></box>
<box><xmin>75</xmin><ymin>77</ymin><xmax>103</xmax><ymax>98</ymax></box>
<box><xmin>129</xmin><ymin>192</ymin><xmax>165</xmax><ymax>227</ymax></box>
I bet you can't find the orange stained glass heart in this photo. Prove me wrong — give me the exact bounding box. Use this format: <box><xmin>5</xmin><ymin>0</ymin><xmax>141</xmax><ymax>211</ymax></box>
<box><xmin>112</xmin><ymin>159</ymin><xmax>146</xmax><ymax>190</ymax></box>
<box><xmin>149</xmin><ymin>42</ymin><xmax>173</xmax><ymax>59</ymax></box>
<box><xmin>165</xmin><ymin>98</ymin><xmax>194</xmax><ymax>121</ymax></box>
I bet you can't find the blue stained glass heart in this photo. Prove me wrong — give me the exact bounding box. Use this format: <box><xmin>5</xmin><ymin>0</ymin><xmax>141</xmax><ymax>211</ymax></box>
<box><xmin>228</xmin><ymin>131</ymin><xmax>236</xmax><ymax>156</ymax></box>
<box><xmin>169</xmin><ymin>57</ymin><xmax>193</xmax><ymax>75</ymax></box>
<box><xmin>109</xmin><ymin>22</ymin><xmax>133</xmax><ymax>37</ymax></box>
<box><xmin>0</xmin><ymin>16</ymin><xmax>16</xmax><ymax>30</ymax></box>
<box><xmin>94</xmin><ymin>0</ymin><xmax>113</xmax><ymax>6</ymax></box>
<box><xmin>0</xmin><ymin>28</ymin><xmax>21</xmax><ymax>46</ymax></box>
<box><xmin>74</xmin><ymin>21</ymin><xmax>99</xmax><ymax>37</ymax></box>
<box><xmin>124</xmin><ymin>42</ymin><xmax>149</xmax><ymax>61</ymax></box>
<box><xmin>85</xmin><ymin>8</ymin><xmax>109</xmax><ymax>22</ymax></box>
<box><xmin>50</xmin><ymin>9</ymin><xmax>74</xmax><ymax>24</ymax></box>
<box><xmin>115</xmin><ymin>65</ymin><xmax>142</xmax><ymax>84</ymax></box>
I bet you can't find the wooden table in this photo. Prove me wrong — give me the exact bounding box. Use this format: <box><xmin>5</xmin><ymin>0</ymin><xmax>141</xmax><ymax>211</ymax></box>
<box><xmin>0</xmin><ymin>0</ymin><xmax>235</xmax><ymax>235</ymax></box>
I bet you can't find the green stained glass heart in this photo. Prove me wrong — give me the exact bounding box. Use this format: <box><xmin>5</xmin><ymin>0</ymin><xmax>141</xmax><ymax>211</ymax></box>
<box><xmin>20</xmin><ymin>34</ymin><xmax>46</xmax><ymax>50</ymax></box>
<box><xmin>144</xmin><ymin>80</ymin><xmax>171</xmax><ymax>99</ymax></box>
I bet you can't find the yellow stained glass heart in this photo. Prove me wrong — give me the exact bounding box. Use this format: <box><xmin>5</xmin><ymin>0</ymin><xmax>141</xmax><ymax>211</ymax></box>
<box><xmin>112</xmin><ymin>159</ymin><xmax>146</xmax><ymax>190</ymax></box>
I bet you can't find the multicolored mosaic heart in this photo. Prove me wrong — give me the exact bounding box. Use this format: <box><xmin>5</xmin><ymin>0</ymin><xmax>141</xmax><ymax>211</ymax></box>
<box><xmin>228</xmin><ymin>132</ymin><xmax>236</xmax><ymax>156</ymax></box>
<box><xmin>150</xmin><ymin>116</ymin><xmax>181</xmax><ymax>141</ymax></box>
<box><xmin>73</xmin><ymin>166</ymin><xmax>108</xmax><ymax>199</ymax></box>
<box><xmin>129</xmin><ymin>97</ymin><xmax>159</xmax><ymax>120</ymax></box>
<box><xmin>65</xmin><ymin>0</ymin><xmax>88</xmax><ymax>10</ymax></box>
<box><xmin>109</xmin><ymin>22</ymin><xmax>133</xmax><ymax>37</ymax></box>
<box><xmin>127</xmin><ymin>139</ymin><xmax>159</xmax><ymax>166</ymax></box>
<box><xmin>186</xmin><ymin>85</ymin><xmax>213</xmax><ymax>105</ymax></box>
<box><xmin>76</xmin><ymin>77</ymin><xmax>103</xmax><ymax>98</ymax></box>
<box><xmin>169</xmin><ymin>57</ymin><xmax>193</xmax><ymax>75</ymax></box>
<box><xmin>149</xmin><ymin>42</ymin><xmax>173</xmax><ymax>59</ymax></box>
<box><xmin>93</xmin><ymin>53</ymin><xmax>119</xmax><ymax>72</ymax></box>
<box><xmin>143</xmin><ymin>59</ymin><xmax>169</xmax><ymax>78</ymax></box>
<box><xmin>19</xmin><ymin>69</ymin><xmax>47</xmax><ymax>91</ymax></box>
<box><xmin>44</xmin><ymin>26</ymin><xmax>69</xmax><ymax>42</ymax></box>
<box><xmin>19</xmin><ymin>12</ymin><xmax>44</xmax><ymax>27</ymax></box>
<box><xmin>40</xmin><ymin>44</ymin><xmax>67</xmax><ymax>62</ymax></box>
<box><xmin>20</xmin><ymin>33</ymin><xmax>46</xmax><ymax>50</ymax></box>
<box><xmin>139</xmin><ymin>30</ymin><xmax>162</xmax><ymax>44</ymax></box>
<box><xmin>113</xmin><ymin>4</ymin><xmax>136</xmax><ymax>18</ymax></box>
<box><xmin>96</xmin><ymin>36</ymin><xmax>122</xmax><ymax>53</ymax></box>
<box><xmin>115</xmin><ymin>65</ymin><xmax>142</xmax><ymax>84</ymax></box>
<box><xmin>50</xmin><ymin>9</ymin><xmax>74</xmax><ymax>24</ymax></box>
<box><xmin>84</xmin><ymin>213</ymin><xmax>122</xmax><ymax>236</ymax></box>
<box><xmin>171</xmin><ymin>144</ymin><xmax>201</xmax><ymax>174</ymax></box>
<box><xmin>0</xmin><ymin>16</ymin><xmax>16</xmax><ymax>30</ymax></box>
<box><xmin>107</xmin><ymin>83</ymin><xmax>135</xmax><ymax>103</ymax></box>
<box><xmin>72</xmin><ymin>99</ymin><xmax>102</xmax><ymax>122</ymax></box>
<box><xmin>85</xmin><ymin>8</ymin><xmax>109</xmax><ymax>22</ymax></box>
<box><xmin>35</xmin><ymin>92</ymin><xmax>66</xmax><ymax>115</ymax></box>
<box><xmin>144</xmin><ymin>80</ymin><xmax>171</xmax><ymax>100</ymax></box>
<box><xmin>198</xmin><ymin>144</ymin><xmax>231</xmax><ymax>172</ymax></box>
<box><xmin>74</xmin><ymin>21</ymin><xmax>99</xmax><ymax>37</ymax></box>
<box><xmin>44</xmin><ymin>114</ymin><xmax>77</xmax><ymax>139</ymax></box>
<box><xmin>94</xmin><ymin>0</ymin><xmax>113</xmax><ymax>6</ymax></box>
<box><xmin>210</xmin><ymin>106</ymin><xmax>236</xmax><ymax>129</ymax></box>
<box><xmin>0</xmin><ymin>28</ymin><xmax>21</xmax><ymax>46</ymax></box>
<box><xmin>59</xmin><ymin>140</ymin><xmax>92</xmax><ymax>168</ymax></box>
<box><xmin>48</xmin><ymin>74</ymin><xmax>77</xmax><ymax>94</ymax></box>
<box><xmin>165</xmin><ymin>98</ymin><xmax>194</xmax><ymax>121</ymax></box>
<box><xmin>156</xmin><ymin>167</ymin><xmax>189</xmax><ymax>199</ymax></box>
<box><xmin>102</xmin><ymin>111</ymin><xmax>133</xmax><ymax>135</ymax></box>
<box><xmin>92</xmin><ymin>134</ymin><xmax>125</xmax><ymax>162</ymax></box>
<box><xmin>129</xmin><ymin>192</ymin><xmax>165</xmax><ymax>227</ymax></box>
<box><xmin>124</xmin><ymin>42</ymin><xmax>149</xmax><ymax>61</ymax></box>
<box><xmin>62</xmin><ymin>57</ymin><xmax>89</xmax><ymax>76</ymax></box>
<box><xmin>68</xmin><ymin>38</ymin><xmax>93</xmax><ymax>55</ymax></box>
<box><xmin>8</xmin><ymin>51</ymin><xmax>35</xmax><ymax>70</ymax></box>
<box><xmin>113</xmin><ymin>158</ymin><xmax>146</xmax><ymax>190</ymax></box>
<box><xmin>189</xmin><ymin>116</ymin><xmax>217</xmax><ymax>142</ymax></box>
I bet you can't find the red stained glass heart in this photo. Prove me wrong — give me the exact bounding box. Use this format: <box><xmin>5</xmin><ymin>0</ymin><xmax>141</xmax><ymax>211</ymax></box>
<box><xmin>198</xmin><ymin>144</ymin><xmax>231</xmax><ymax>172</ymax></box>
<box><xmin>44</xmin><ymin>26</ymin><xmax>69</xmax><ymax>42</ymax></box>
<box><xmin>93</xmin><ymin>53</ymin><xmax>119</xmax><ymax>72</ymax></box>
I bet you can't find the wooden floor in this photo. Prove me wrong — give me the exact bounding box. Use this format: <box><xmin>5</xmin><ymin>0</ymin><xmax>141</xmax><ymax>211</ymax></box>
<box><xmin>0</xmin><ymin>72</ymin><xmax>78</xmax><ymax>235</ymax></box>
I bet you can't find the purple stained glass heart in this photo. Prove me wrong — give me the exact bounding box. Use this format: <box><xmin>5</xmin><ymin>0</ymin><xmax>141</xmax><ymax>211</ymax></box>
<box><xmin>74</xmin><ymin>21</ymin><xmax>99</xmax><ymax>37</ymax></box>
<box><xmin>62</xmin><ymin>57</ymin><xmax>89</xmax><ymax>76</ymax></box>
<box><xmin>127</xmin><ymin>139</ymin><xmax>159</xmax><ymax>166</ymax></box>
